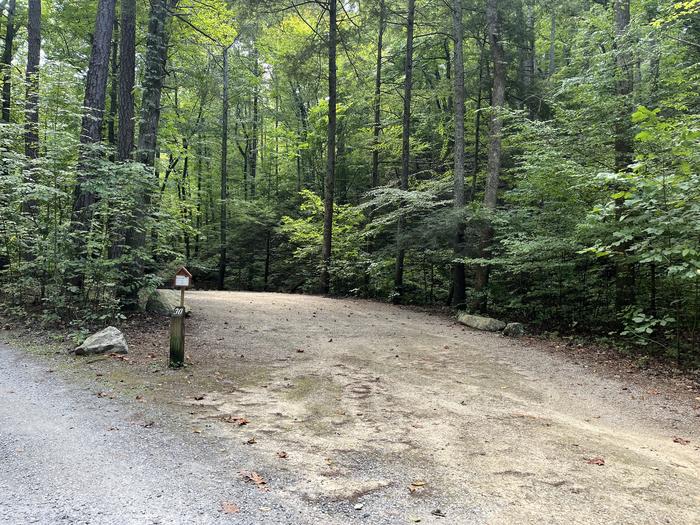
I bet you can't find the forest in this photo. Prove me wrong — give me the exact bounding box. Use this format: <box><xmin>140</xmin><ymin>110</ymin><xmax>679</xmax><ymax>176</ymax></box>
<box><xmin>0</xmin><ymin>0</ymin><xmax>698</xmax><ymax>364</ymax></box>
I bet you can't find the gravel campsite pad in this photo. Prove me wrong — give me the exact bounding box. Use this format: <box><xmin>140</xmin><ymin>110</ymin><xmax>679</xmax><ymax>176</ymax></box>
<box><xmin>2</xmin><ymin>291</ymin><xmax>699</xmax><ymax>524</ymax></box>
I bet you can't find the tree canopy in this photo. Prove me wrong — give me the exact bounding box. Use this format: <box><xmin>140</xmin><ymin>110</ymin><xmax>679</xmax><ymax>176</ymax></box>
<box><xmin>0</xmin><ymin>0</ymin><xmax>699</xmax><ymax>363</ymax></box>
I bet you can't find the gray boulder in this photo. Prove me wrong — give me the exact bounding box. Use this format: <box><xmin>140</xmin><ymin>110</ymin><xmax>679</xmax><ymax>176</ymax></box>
<box><xmin>74</xmin><ymin>326</ymin><xmax>128</xmax><ymax>355</ymax></box>
<box><xmin>146</xmin><ymin>289</ymin><xmax>191</xmax><ymax>316</ymax></box>
<box><xmin>457</xmin><ymin>313</ymin><xmax>506</xmax><ymax>332</ymax></box>
<box><xmin>503</xmin><ymin>322</ymin><xmax>525</xmax><ymax>337</ymax></box>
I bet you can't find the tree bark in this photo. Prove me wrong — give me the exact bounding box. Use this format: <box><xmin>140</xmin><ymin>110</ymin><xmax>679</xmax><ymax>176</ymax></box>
<box><xmin>520</xmin><ymin>1</ymin><xmax>536</xmax><ymax>116</ymax></box>
<box><xmin>180</xmin><ymin>137</ymin><xmax>190</xmax><ymax>259</ymax></box>
<box><xmin>250</xmin><ymin>48</ymin><xmax>259</xmax><ymax>199</ymax></box>
<box><xmin>393</xmin><ymin>0</ymin><xmax>416</xmax><ymax>304</ymax></box>
<box><xmin>473</xmin><ymin>0</ymin><xmax>505</xmax><ymax>312</ymax></box>
<box><xmin>107</xmin><ymin>19</ymin><xmax>118</xmax><ymax>150</ymax></box>
<box><xmin>1</xmin><ymin>0</ymin><xmax>16</xmax><ymax>123</ymax></box>
<box><xmin>136</xmin><ymin>0</ymin><xmax>175</xmax><ymax>167</ymax></box>
<box><xmin>117</xmin><ymin>0</ymin><xmax>136</xmax><ymax>161</ymax></box>
<box><xmin>320</xmin><ymin>0</ymin><xmax>337</xmax><ymax>294</ymax></box>
<box><xmin>371</xmin><ymin>0</ymin><xmax>385</xmax><ymax>188</ymax></box>
<box><xmin>72</xmin><ymin>0</ymin><xmax>117</xmax><ymax>224</ymax></box>
<box><xmin>452</xmin><ymin>0</ymin><xmax>466</xmax><ymax>308</ymax></box>
<box><xmin>471</xmin><ymin>32</ymin><xmax>487</xmax><ymax>201</ymax></box>
<box><xmin>24</xmin><ymin>0</ymin><xmax>40</xmax><ymax>161</ymax></box>
<box><xmin>115</xmin><ymin>0</ymin><xmax>175</xmax><ymax>299</ymax></box>
<box><xmin>218</xmin><ymin>45</ymin><xmax>230</xmax><ymax>290</ymax></box>
<box><xmin>124</xmin><ymin>0</ymin><xmax>175</xmax><ymax>267</ymax></box>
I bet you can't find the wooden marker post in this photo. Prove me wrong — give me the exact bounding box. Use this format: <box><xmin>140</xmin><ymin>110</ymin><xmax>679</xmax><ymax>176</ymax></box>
<box><xmin>170</xmin><ymin>267</ymin><xmax>192</xmax><ymax>368</ymax></box>
<box><xmin>170</xmin><ymin>307</ymin><xmax>185</xmax><ymax>367</ymax></box>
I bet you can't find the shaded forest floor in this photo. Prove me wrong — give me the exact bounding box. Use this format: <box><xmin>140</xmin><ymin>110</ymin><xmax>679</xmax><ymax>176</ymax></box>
<box><xmin>2</xmin><ymin>291</ymin><xmax>700</xmax><ymax>524</ymax></box>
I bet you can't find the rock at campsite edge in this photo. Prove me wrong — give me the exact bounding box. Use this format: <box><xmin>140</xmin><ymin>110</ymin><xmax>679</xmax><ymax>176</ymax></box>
<box><xmin>457</xmin><ymin>313</ymin><xmax>506</xmax><ymax>332</ymax></box>
<box><xmin>503</xmin><ymin>322</ymin><xmax>525</xmax><ymax>337</ymax></box>
<box><xmin>146</xmin><ymin>289</ymin><xmax>191</xmax><ymax>316</ymax></box>
<box><xmin>73</xmin><ymin>326</ymin><xmax>128</xmax><ymax>355</ymax></box>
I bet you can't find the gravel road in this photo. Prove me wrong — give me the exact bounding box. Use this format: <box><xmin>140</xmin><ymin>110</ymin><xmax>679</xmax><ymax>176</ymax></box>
<box><xmin>0</xmin><ymin>343</ymin><xmax>345</xmax><ymax>525</ymax></box>
<box><xmin>1</xmin><ymin>291</ymin><xmax>699</xmax><ymax>524</ymax></box>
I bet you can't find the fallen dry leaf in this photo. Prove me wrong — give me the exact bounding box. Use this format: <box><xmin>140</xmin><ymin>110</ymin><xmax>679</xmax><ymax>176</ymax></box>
<box><xmin>277</xmin><ymin>451</ymin><xmax>288</xmax><ymax>459</ymax></box>
<box><xmin>194</xmin><ymin>394</ymin><xmax>205</xmax><ymax>401</ymax></box>
<box><xmin>193</xmin><ymin>429</ymin><xmax>202</xmax><ymax>434</ymax></box>
<box><xmin>296</xmin><ymin>348</ymin><xmax>304</xmax><ymax>353</ymax></box>
<box><xmin>221</xmin><ymin>501</ymin><xmax>240</xmax><ymax>514</ymax></box>
<box><xmin>246</xmin><ymin>437</ymin><xmax>257</xmax><ymax>445</ymax></box>
<box><xmin>673</xmin><ymin>436</ymin><xmax>690</xmax><ymax>445</ymax></box>
<box><xmin>222</xmin><ymin>416</ymin><xmax>249</xmax><ymax>426</ymax></box>
<box><xmin>409</xmin><ymin>480</ymin><xmax>427</xmax><ymax>493</ymax></box>
<box><xmin>586</xmin><ymin>457</ymin><xmax>605</xmax><ymax>466</ymax></box>
<box><xmin>240</xmin><ymin>470</ymin><xmax>268</xmax><ymax>491</ymax></box>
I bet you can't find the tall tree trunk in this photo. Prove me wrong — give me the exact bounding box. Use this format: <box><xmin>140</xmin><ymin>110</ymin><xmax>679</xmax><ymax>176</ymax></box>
<box><xmin>107</xmin><ymin>0</ymin><xmax>137</xmax><ymax>262</ymax></box>
<box><xmin>336</xmin><ymin>121</ymin><xmax>346</xmax><ymax>203</ymax></box>
<box><xmin>371</xmin><ymin>0</ymin><xmax>385</xmax><ymax>188</ymax></box>
<box><xmin>613</xmin><ymin>0</ymin><xmax>632</xmax><ymax>172</ymax></box>
<box><xmin>1</xmin><ymin>0</ymin><xmax>16</xmax><ymax>123</ymax></box>
<box><xmin>107</xmin><ymin>18</ymin><xmax>118</xmax><ymax>151</ymax></box>
<box><xmin>471</xmin><ymin>32</ymin><xmax>487</xmax><ymax>201</ymax></box>
<box><xmin>24</xmin><ymin>0</ymin><xmax>40</xmax><ymax>161</ymax></box>
<box><xmin>320</xmin><ymin>0</ymin><xmax>337</xmax><ymax>294</ymax></box>
<box><xmin>548</xmin><ymin>8</ymin><xmax>556</xmax><ymax>76</ymax></box>
<box><xmin>124</xmin><ymin>0</ymin><xmax>175</xmax><ymax>274</ymax></box>
<box><xmin>22</xmin><ymin>0</ymin><xmax>41</xmax><ymax>219</ymax></box>
<box><xmin>195</xmin><ymin>139</ymin><xmax>203</xmax><ymax>256</ymax></box>
<box><xmin>136</xmin><ymin>0</ymin><xmax>175</xmax><ymax>167</ymax></box>
<box><xmin>520</xmin><ymin>2</ymin><xmax>536</xmax><ymax>116</ymax></box>
<box><xmin>218</xmin><ymin>45</ymin><xmax>230</xmax><ymax>290</ymax></box>
<box><xmin>613</xmin><ymin>0</ymin><xmax>634</xmax><ymax>310</ymax></box>
<box><xmin>0</xmin><ymin>0</ymin><xmax>16</xmax><ymax>268</ymax></box>
<box><xmin>250</xmin><ymin>48</ymin><xmax>259</xmax><ymax>199</ymax></box>
<box><xmin>117</xmin><ymin>0</ymin><xmax>136</xmax><ymax>161</ymax></box>
<box><xmin>452</xmin><ymin>0</ymin><xmax>466</xmax><ymax>308</ymax></box>
<box><xmin>72</xmin><ymin>0</ymin><xmax>117</xmax><ymax>228</ymax></box>
<box><xmin>393</xmin><ymin>0</ymin><xmax>415</xmax><ymax>304</ymax></box>
<box><xmin>473</xmin><ymin>0</ymin><xmax>505</xmax><ymax>313</ymax></box>
<box><xmin>181</xmin><ymin>137</ymin><xmax>190</xmax><ymax>259</ymax></box>
<box><xmin>274</xmin><ymin>93</ymin><xmax>279</xmax><ymax>196</ymax></box>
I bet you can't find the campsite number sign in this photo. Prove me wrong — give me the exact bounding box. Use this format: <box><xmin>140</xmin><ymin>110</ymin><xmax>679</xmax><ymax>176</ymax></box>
<box><xmin>174</xmin><ymin>267</ymin><xmax>192</xmax><ymax>289</ymax></box>
<box><xmin>170</xmin><ymin>267</ymin><xmax>192</xmax><ymax>368</ymax></box>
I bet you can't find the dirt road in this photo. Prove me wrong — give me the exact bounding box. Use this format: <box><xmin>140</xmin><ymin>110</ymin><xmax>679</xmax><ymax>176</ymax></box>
<box><xmin>2</xmin><ymin>291</ymin><xmax>699</xmax><ymax>524</ymax></box>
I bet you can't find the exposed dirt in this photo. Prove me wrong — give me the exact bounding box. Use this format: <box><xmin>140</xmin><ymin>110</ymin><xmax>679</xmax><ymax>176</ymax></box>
<box><xmin>5</xmin><ymin>291</ymin><xmax>700</xmax><ymax>524</ymax></box>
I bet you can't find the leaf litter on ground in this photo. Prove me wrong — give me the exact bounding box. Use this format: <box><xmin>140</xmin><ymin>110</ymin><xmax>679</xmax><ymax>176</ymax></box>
<box><xmin>222</xmin><ymin>415</ymin><xmax>249</xmax><ymax>426</ymax></box>
<box><xmin>240</xmin><ymin>470</ymin><xmax>268</xmax><ymax>491</ymax></box>
<box><xmin>221</xmin><ymin>501</ymin><xmax>240</xmax><ymax>514</ymax></box>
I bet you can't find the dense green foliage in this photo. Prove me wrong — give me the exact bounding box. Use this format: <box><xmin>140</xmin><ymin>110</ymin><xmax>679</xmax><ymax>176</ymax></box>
<box><xmin>0</xmin><ymin>0</ymin><xmax>698</xmax><ymax>363</ymax></box>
